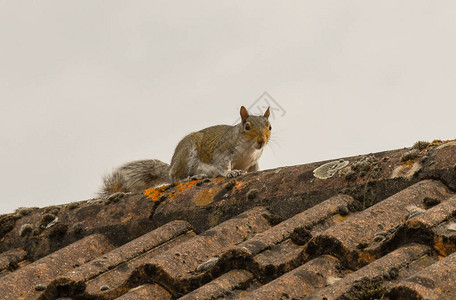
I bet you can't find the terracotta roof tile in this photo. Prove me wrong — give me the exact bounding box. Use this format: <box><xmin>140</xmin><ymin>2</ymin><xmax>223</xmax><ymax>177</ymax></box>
<box><xmin>178</xmin><ymin>269</ymin><xmax>253</xmax><ymax>300</ymax></box>
<box><xmin>386</xmin><ymin>250</ymin><xmax>456</xmax><ymax>299</ymax></box>
<box><xmin>241</xmin><ymin>255</ymin><xmax>341</xmax><ymax>299</ymax></box>
<box><xmin>0</xmin><ymin>248</ymin><xmax>27</xmax><ymax>277</ymax></box>
<box><xmin>42</xmin><ymin>220</ymin><xmax>194</xmax><ymax>299</ymax></box>
<box><xmin>0</xmin><ymin>140</ymin><xmax>455</xmax><ymax>299</ymax></box>
<box><xmin>308</xmin><ymin>243</ymin><xmax>432</xmax><ymax>299</ymax></box>
<box><xmin>228</xmin><ymin>194</ymin><xmax>354</xmax><ymax>258</ymax></box>
<box><xmin>0</xmin><ymin>234</ymin><xmax>113</xmax><ymax>299</ymax></box>
<box><xmin>399</xmin><ymin>195</ymin><xmax>456</xmax><ymax>257</ymax></box>
<box><xmin>220</xmin><ymin>194</ymin><xmax>353</xmax><ymax>282</ymax></box>
<box><xmin>306</xmin><ymin>180</ymin><xmax>453</xmax><ymax>268</ymax></box>
<box><xmin>115</xmin><ymin>284</ymin><xmax>172</xmax><ymax>300</ymax></box>
<box><xmin>81</xmin><ymin>224</ymin><xmax>195</xmax><ymax>299</ymax></box>
<box><xmin>129</xmin><ymin>206</ymin><xmax>273</xmax><ymax>297</ymax></box>
<box><xmin>251</xmin><ymin>239</ymin><xmax>303</xmax><ymax>282</ymax></box>
<box><xmin>408</xmin><ymin>195</ymin><xmax>456</xmax><ymax>229</ymax></box>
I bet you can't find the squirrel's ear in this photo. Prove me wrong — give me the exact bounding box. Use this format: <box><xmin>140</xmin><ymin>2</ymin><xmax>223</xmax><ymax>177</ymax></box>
<box><xmin>240</xmin><ymin>106</ymin><xmax>249</xmax><ymax>123</ymax></box>
<box><xmin>264</xmin><ymin>107</ymin><xmax>271</xmax><ymax>119</ymax></box>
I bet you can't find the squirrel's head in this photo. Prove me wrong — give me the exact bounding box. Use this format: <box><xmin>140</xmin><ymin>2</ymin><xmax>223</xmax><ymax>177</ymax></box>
<box><xmin>240</xmin><ymin>106</ymin><xmax>271</xmax><ymax>150</ymax></box>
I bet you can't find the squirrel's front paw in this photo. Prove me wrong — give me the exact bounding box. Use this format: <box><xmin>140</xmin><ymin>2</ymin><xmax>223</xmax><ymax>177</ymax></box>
<box><xmin>105</xmin><ymin>192</ymin><xmax>132</xmax><ymax>203</ymax></box>
<box><xmin>187</xmin><ymin>174</ymin><xmax>209</xmax><ymax>181</ymax></box>
<box><xmin>226</xmin><ymin>169</ymin><xmax>246</xmax><ymax>178</ymax></box>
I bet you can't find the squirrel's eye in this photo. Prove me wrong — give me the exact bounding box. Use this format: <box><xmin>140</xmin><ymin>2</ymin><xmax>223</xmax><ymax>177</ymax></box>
<box><xmin>245</xmin><ymin>124</ymin><xmax>251</xmax><ymax>131</ymax></box>
<box><xmin>268</xmin><ymin>124</ymin><xmax>272</xmax><ymax>130</ymax></box>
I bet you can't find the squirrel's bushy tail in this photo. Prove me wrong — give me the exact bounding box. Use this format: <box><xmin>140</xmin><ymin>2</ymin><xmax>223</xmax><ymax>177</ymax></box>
<box><xmin>99</xmin><ymin>159</ymin><xmax>170</xmax><ymax>198</ymax></box>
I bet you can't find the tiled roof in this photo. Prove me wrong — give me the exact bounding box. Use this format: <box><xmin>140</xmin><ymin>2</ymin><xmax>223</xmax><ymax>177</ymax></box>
<box><xmin>0</xmin><ymin>140</ymin><xmax>455</xmax><ymax>299</ymax></box>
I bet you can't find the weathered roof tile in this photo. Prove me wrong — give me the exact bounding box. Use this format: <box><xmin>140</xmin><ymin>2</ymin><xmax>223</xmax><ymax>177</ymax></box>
<box><xmin>386</xmin><ymin>249</ymin><xmax>456</xmax><ymax>299</ymax></box>
<box><xmin>306</xmin><ymin>180</ymin><xmax>453</xmax><ymax>268</ymax></box>
<box><xmin>178</xmin><ymin>269</ymin><xmax>253</xmax><ymax>300</ymax></box>
<box><xmin>241</xmin><ymin>255</ymin><xmax>341</xmax><ymax>299</ymax></box>
<box><xmin>0</xmin><ymin>247</ymin><xmax>27</xmax><ymax>277</ymax></box>
<box><xmin>251</xmin><ymin>239</ymin><xmax>303</xmax><ymax>282</ymax></box>
<box><xmin>0</xmin><ymin>141</ymin><xmax>455</xmax><ymax>299</ymax></box>
<box><xmin>131</xmin><ymin>206</ymin><xmax>273</xmax><ymax>296</ymax></box>
<box><xmin>41</xmin><ymin>220</ymin><xmax>194</xmax><ymax>299</ymax></box>
<box><xmin>115</xmin><ymin>284</ymin><xmax>172</xmax><ymax>300</ymax></box>
<box><xmin>408</xmin><ymin>195</ymin><xmax>456</xmax><ymax>230</ymax></box>
<box><xmin>228</xmin><ymin>194</ymin><xmax>354</xmax><ymax>258</ymax></box>
<box><xmin>82</xmin><ymin>225</ymin><xmax>194</xmax><ymax>299</ymax></box>
<box><xmin>0</xmin><ymin>234</ymin><xmax>113</xmax><ymax>300</ymax></box>
<box><xmin>308</xmin><ymin>243</ymin><xmax>432</xmax><ymax>299</ymax></box>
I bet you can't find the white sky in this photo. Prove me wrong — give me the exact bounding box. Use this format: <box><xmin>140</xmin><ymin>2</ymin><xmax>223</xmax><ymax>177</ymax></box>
<box><xmin>1</xmin><ymin>1</ymin><xmax>455</xmax><ymax>214</ymax></box>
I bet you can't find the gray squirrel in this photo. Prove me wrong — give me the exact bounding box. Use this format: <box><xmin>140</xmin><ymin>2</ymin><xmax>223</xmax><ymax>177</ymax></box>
<box><xmin>99</xmin><ymin>106</ymin><xmax>271</xmax><ymax>197</ymax></box>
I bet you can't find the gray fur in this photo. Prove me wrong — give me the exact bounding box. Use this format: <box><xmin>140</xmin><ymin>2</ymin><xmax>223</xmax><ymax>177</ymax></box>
<box><xmin>169</xmin><ymin>113</ymin><xmax>270</xmax><ymax>181</ymax></box>
<box><xmin>99</xmin><ymin>107</ymin><xmax>270</xmax><ymax>198</ymax></box>
<box><xmin>99</xmin><ymin>159</ymin><xmax>170</xmax><ymax>197</ymax></box>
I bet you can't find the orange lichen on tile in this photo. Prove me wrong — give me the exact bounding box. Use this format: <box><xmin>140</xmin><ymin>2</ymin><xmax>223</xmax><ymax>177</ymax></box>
<box><xmin>430</xmin><ymin>139</ymin><xmax>453</xmax><ymax>147</ymax></box>
<box><xmin>335</xmin><ymin>215</ymin><xmax>349</xmax><ymax>223</ymax></box>
<box><xmin>234</xmin><ymin>181</ymin><xmax>245</xmax><ymax>190</ymax></box>
<box><xmin>121</xmin><ymin>215</ymin><xmax>133</xmax><ymax>223</ymax></box>
<box><xmin>358</xmin><ymin>252</ymin><xmax>377</xmax><ymax>266</ymax></box>
<box><xmin>144</xmin><ymin>181</ymin><xmax>198</xmax><ymax>202</ymax></box>
<box><xmin>419</xmin><ymin>139</ymin><xmax>454</xmax><ymax>152</ymax></box>
<box><xmin>145</xmin><ymin>177</ymin><xmax>228</xmax><ymax>203</ymax></box>
<box><xmin>168</xmin><ymin>181</ymin><xmax>198</xmax><ymax>201</ymax></box>
<box><xmin>144</xmin><ymin>185</ymin><xmax>173</xmax><ymax>202</ymax></box>
<box><xmin>193</xmin><ymin>188</ymin><xmax>219</xmax><ymax>207</ymax></box>
<box><xmin>209</xmin><ymin>214</ymin><xmax>220</xmax><ymax>227</ymax></box>
<box><xmin>401</xmin><ymin>160</ymin><xmax>414</xmax><ymax>167</ymax></box>
<box><xmin>433</xmin><ymin>236</ymin><xmax>456</xmax><ymax>257</ymax></box>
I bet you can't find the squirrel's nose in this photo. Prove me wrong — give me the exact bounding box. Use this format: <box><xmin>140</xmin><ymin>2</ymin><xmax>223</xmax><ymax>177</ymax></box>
<box><xmin>257</xmin><ymin>138</ymin><xmax>265</xmax><ymax>148</ymax></box>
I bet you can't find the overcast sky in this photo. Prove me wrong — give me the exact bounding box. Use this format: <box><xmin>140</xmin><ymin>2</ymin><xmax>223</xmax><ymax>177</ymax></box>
<box><xmin>1</xmin><ymin>1</ymin><xmax>455</xmax><ymax>214</ymax></box>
